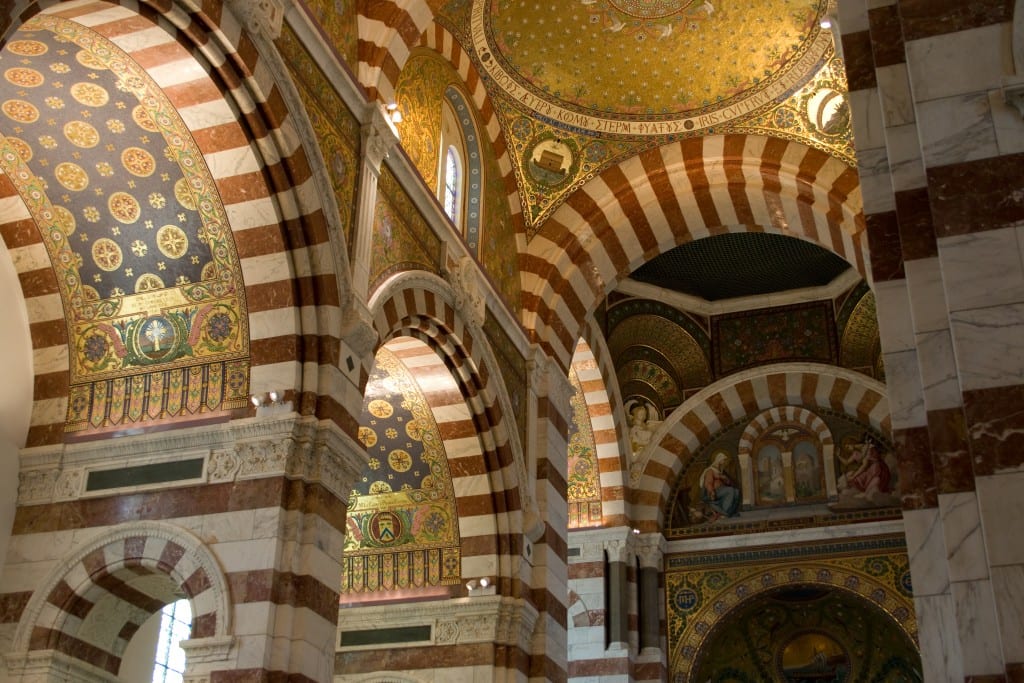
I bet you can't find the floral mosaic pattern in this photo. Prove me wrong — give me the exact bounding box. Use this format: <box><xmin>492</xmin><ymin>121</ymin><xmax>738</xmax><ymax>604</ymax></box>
<box><xmin>0</xmin><ymin>16</ymin><xmax>249</xmax><ymax>431</ymax></box>
<box><xmin>343</xmin><ymin>347</ymin><xmax>461</xmax><ymax>593</ymax></box>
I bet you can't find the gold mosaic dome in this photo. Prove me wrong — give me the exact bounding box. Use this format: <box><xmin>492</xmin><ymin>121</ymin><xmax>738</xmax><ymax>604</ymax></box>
<box><xmin>481</xmin><ymin>0</ymin><xmax>831</xmax><ymax>132</ymax></box>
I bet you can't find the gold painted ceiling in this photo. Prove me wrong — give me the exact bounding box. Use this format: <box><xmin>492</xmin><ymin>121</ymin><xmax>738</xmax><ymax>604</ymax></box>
<box><xmin>483</xmin><ymin>0</ymin><xmax>829</xmax><ymax>126</ymax></box>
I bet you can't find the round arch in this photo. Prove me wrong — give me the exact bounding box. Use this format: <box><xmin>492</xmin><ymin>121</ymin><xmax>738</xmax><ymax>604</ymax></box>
<box><xmin>631</xmin><ymin>363</ymin><xmax>889</xmax><ymax>531</ymax></box>
<box><xmin>368</xmin><ymin>270</ymin><xmax>533</xmax><ymax>596</ymax></box>
<box><xmin>675</xmin><ymin>571</ymin><xmax>917</xmax><ymax>681</ymax></box>
<box><xmin>521</xmin><ymin>134</ymin><xmax>865</xmax><ymax>366</ymax></box>
<box><xmin>0</xmin><ymin>0</ymin><xmax>359</xmax><ymax>443</ymax></box>
<box><xmin>7</xmin><ymin>521</ymin><xmax>232</xmax><ymax>679</ymax></box>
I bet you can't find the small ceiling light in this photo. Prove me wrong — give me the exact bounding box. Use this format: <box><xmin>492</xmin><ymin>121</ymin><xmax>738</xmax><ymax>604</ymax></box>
<box><xmin>465</xmin><ymin>579</ymin><xmax>478</xmax><ymax>591</ymax></box>
<box><xmin>269</xmin><ymin>390</ymin><xmax>279</xmax><ymax>404</ymax></box>
<box><xmin>479</xmin><ymin>577</ymin><xmax>490</xmax><ymax>588</ymax></box>
<box><xmin>250</xmin><ymin>395</ymin><xmax>263</xmax><ymax>408</ymax></box>
<box><xmin>819</xmin><ymin>17</ymin><xmax>832</xmax><ymax>29</ymax></box>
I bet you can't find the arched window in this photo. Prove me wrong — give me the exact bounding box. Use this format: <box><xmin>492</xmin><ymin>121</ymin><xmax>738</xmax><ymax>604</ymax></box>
<box><xmin>439</xmin><ymin>86</ymin><xmax>483</xmax><ymax>254</ymax></box>
<box><xmin>443</xmin><ymin>145</ymin><xmax>461</xmax><ymax>224</ymax></box>
<box><xmin>153</xmin><ymin>598</ymin><xmax>192</xmax><ymax>683</ymax></box>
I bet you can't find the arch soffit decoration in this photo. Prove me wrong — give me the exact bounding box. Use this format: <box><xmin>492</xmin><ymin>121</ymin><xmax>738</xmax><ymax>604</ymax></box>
<box><xmin>10</xmin><ymin>520</ymin><xmax>233</xmax><ymax>657</ymax></box>
<box><xmin>1</xmin><ymin>0</ymin><xmax>357</xmax><ymax>401</ymax></box>
<box><xmin>367</xmin><ymin>270</ymin><xmax>532</xmax><ymax>533</ymax></box>
<box><xmin>522</xmin><ymin>135</ymin><xmax>865</xmax><ymax>366</ymax></box>
<box><xmin>631</xmin><ymin>362</ymin><xmax>888</xmax><ymax>528</ymax></box>
<box><xmin>676</xmin><ymin>573</ymin><xmax>917</xmax><ymax>681</ymax></box>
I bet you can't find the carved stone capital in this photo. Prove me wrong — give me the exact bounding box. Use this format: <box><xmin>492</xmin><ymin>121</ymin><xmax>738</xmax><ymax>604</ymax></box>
<box><xmin>445</xmin><ymin>253</ymin><xmax>487</xmax><ymax>330</ymax></box>
<box><xmin>340</xmin><ymin>292</ymin><xmax>379</xmax><ymax>359</ymax></box>
<box><xmin>179</xmin><ymin>635</ymin><xmax>235</xmax><ymax>663</ymax></box>
<box><xmin>528</xmin><ymin>352</ymin><xmax>573</xmax><ymax>412</ymax></box>
<box><xmin>226</xmin><ymin>0</ymin><xmax>284</xmax><ymax>40</ymax></box>
<box><xmin>635</xmin><ymin>533</ymin><xmax>667</xmax><ymax>570</ymax></box>
<box><xmin>362</xmin><ymin>106</ymin><xmax>400</xmax><ymax>172</ymax></box>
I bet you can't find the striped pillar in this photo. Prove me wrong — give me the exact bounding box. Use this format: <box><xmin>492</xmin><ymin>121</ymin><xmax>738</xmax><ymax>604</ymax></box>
<box><xmin>840</xmin><ymin>0</ymin><xmax>1024</xmax><ymax>679</ymax></box>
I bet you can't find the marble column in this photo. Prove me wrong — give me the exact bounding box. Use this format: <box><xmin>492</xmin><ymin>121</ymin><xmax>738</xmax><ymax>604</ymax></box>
<box><xmin>636</xmin><ymin>534</ymin><xmax>666</xmax><ymax>656</ymax></box>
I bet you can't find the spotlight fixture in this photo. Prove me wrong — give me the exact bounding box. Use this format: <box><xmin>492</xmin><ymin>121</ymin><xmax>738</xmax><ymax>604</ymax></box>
<box><xmin>250</xmin><ymin>395</ymin><xmax>263</xmax><ymax>408</ymax></box>
<box><xmin>479</xmin><ymin>577</ymin><xmax>490</xmax><ymax>588</ymax></box>
<box><xmin>269</xmin><ymin>390</ymin><xmax>280</xmax><ymax>404</ymax></box>
<box><xmin>465</xmin><ymin>579</ymin><xmax>478</xmax><ymax>591</ymax></box>
<box><xmin>819</xmin><ymin>17</ymin><xmax>832</xmax><ymax>28</ymax></box>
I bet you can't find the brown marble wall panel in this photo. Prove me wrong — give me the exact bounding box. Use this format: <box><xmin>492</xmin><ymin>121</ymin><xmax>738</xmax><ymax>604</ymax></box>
<box><xmin>927</xmin><ymin>407</ymin><xmax>974</xmax><ymax>494</ymax></box>
<box><xmin>569</xmin><ymin>560</ymin><xmax>604</xmax><ymax>580</ymax></box>
<box><xmin>929</xmin><ymin>154</ymin><xmax>1024</xmax><ymax>237</ymax></box>
<box><xmin>965</xmin><ymin>675</ymin><xmax>1008</xmax><ymax>683</ymax></box>
<box><xmin>895</xmin><ymin>187</ymin><xmax>938</xmax><ymax>260</ymax></box>
<box><xmin>963</xmin><ymin>384</ymin><xmax>1024</xmax><ymax>475</ymax></box>
<box><xmin>898</xmin><ymin>0</ymin><xmax>1012</xmax><ymax>40</ymax></box>
<box><xmin>869</xmin><ymin>5</ymin><xmax>906</xmax><ymax>68</ymax></box>
<box><xmin>0</xmin><ymin>591</ymin><xmax>31</xmax><ymax>623</ymax></box>
<box><xmin>210</xmin><ymin>668</ymin><xmax>314</xmax><ymax>683</ymax></box>
<box><xmin>569</xmin><ymin>657</ymin><xmax>629</xmax><ymax>677</ymax></box>
<box><xmin>335</xmin><ymin>642</ymin><xmax>494</xmax><ymax>672</ymax></box>
<box><xmin>842</xmin><ymin>30</ymin><xmax>877</xmax><ymax>91</ymax></box>
<box><xmin>226</xmin><ymin>570</ymin><xmax>339</xmax><ymax>623</ymax></box>
<box><xmin>866</xmin><ymin>210</ymin><xmax>905</xmax><ymax>281</ymax></box>
<box><xmin>894</xmin><ymin>425</ymin><xmax>938</xmax><ymax>508</ymax></box>
<box><xmin>1006</xmin><ymin>663</ymin><xmax>1024</xmax><ymax>682</ymax></box>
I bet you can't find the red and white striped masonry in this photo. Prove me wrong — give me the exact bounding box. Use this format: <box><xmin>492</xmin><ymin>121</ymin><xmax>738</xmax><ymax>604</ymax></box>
<box><xmin>632</xmin><ymin>363</ymin><xmax>889</xmax><ymax>531</ymax></box>
<box><xmin>522</xmin><ymin>135</ymin><xmax>866</xmax><ymax>368</ymax></box>
<box><xmin>370</xmin><ymin>273</ymin><xmax>527</xmax><ymax>597</ymax></box>
<box><xmin>570</xmin><ymin>337</ymin><xmax>627</xmax><ymax>528</ymax></box>
<box><xmin>355</xmin><ymin>0</ymin><xmax>434</xmax><ymax>105</ymax></box>
<box><xmin>1</xmin><ymin>0</ymin><xmax>361</xmax><ymax>445</ymax></box>
<box><xmin>738</xmin><ymin>405</ymin><xmax>835</xmax><ymax>456</ymax></box>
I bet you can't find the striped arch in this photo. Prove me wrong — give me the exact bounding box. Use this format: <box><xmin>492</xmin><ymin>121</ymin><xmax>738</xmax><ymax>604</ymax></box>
<box><xmin>738</xmin><ymin>406</ymin><xmax>834</xmax><ymax>455</ymax></box>
<box><xmin>1</xmin><ymin>0</ymin><xmax>358</xmax><ymax>444</ymax></box>
<box><xmin>570</xmin><ymin>335</ymin><xmax>627</xmax><ymax>527</ymax></box>
<box><xmin>380</xmin><ymin>336</ymin><xmax>499</xmax><ymax>588</ymax></box>
<box><xmin>368</xmin><ymin>271</ymin><xmax>528</xmax><ymax>598</ymax></box>
<box><xmin>422</xmin><ymin>24</ymin><xmax>525</xmax><ymax>241</ymax></box>
<box><xmin>631</xmin><ymin>363</ymin><xmax>889</xmax><ymax>531</ymax></box>
<box><xmin>9</xmin><ymin>521</ymin><xmax>231</xmax><ymax>677</ymax></box>
<box><xmin>522</xmin><ymin>134</ymin><xmax>865</xmax><ymax>366</ymax></box>
<box><xmin>357</xmin><ymin>0</ymin><xmax>435</xmax><ymax>104</ymax></box>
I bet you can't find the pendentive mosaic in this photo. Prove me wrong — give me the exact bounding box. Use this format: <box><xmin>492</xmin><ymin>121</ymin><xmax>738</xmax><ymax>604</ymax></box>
<box><xmin>343</xmin><ymin>347</ymin><xmax>461</xmax><ymax>593</ymax></box>
<box><xmin>0</xmin><ymin>16</ymin><xmax>249</xmax><ymax>432</ymax></box>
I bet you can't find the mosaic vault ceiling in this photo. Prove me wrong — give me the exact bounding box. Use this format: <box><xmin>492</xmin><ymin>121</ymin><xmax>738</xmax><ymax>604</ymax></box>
<box><xmin>482</xmin><ymin>0</ymin><xmax>830</xmax><ymax>130</ymax></box>
<box><xmin>0</xmin><ymin>14</ymin><xmax>249</xmax><ymax>432</ymax></box>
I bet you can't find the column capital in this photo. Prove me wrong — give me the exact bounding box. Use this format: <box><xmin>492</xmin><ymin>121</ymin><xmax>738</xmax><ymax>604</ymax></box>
<box><xmin>635</xmin><ymin>533</ymin><xmax>667</xmax><ymax>570</ymax></box>
<box><xmin>361</xmin><ymin>105</ymin><xmax>400</xmax><ymax>172</ymax></box>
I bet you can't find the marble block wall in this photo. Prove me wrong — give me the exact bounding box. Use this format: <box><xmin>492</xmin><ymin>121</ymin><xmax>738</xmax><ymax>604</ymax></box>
<box><xmin>840</xmin><ymin>0</ymin><xmax>1024</xmax><ymax>680</ymax></box>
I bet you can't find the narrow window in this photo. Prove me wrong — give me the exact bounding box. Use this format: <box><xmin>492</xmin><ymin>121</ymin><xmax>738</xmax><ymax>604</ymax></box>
<box><xmin>443</xmin><ymin>146</ymin><xmax>461</xmax><ymax>224</ymax></box>
<box><xmin>152</xmin><ymin>599</ymin><xmax>192</xmax><ymax>683</ymax></box>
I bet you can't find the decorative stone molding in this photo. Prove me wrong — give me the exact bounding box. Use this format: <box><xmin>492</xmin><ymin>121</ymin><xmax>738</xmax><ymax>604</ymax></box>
<box><xmin>179</xmin><ymin>635</ymin><xmax>235</xmax><ymax>663</ymax></box>
<box><xmin>445</xmin><ymin>253</ymin><xmax>487</xmax><ymax>330</ymax></box>
<box><xmin>226</xmin><ymin>0</ymin><xmax>284</xmax><ymax>40</ymax></box>
<box><xmin>4</xmin><ymin>649</ymin><xmax>119</xmax><ymax>682</ymax></box>
<box><xmin>338</xmin><ymin>596</ymin><xmax>538</xmax><ymax>652</ymax></box>
<box><xmin>341</xmin><ymin>293</ymin><xmax>379</xmax><ymax>359</ymax></box>
<box><xmin>572</xmin><ymin>526</ymin><xmax>636</xmax><ymax>563</ymax></box>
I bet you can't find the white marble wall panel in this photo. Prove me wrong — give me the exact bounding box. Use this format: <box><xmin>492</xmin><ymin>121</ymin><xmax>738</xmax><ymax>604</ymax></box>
<box><xmin>916</xmin><ymin>93</ymin><xmax>999</xmax><ymax>167</ymax></box>
<box><xmin>914</xmin><ymin>329</ymin><xmax>963</xmax><ymax>411</ymax></box>
<box><xmin>882</xmin><ymin>349</ymin><xmax>926</xmax><ymax>427</ymax></box>
<box><xmin>874</xmin><ymin>280</ymin><xmax>916</xmax><ymax>352</ymax></box>
<box><xmin>938</xmin><ymin>492</ymin><xmax>989</xmax><ymax>583</ymax></box>
<box><xmin>949</xmin><ymin>302</ymin><xmax>1024</xmax><ymax>392</ymax></box>
<box><xmin>905</xmin><ymin>25</ymin><xmax>1004</xmax><ymax>103</ymax></box>
<box><xmin>939</xmin><ymin>228</ymin><xmax>1024</xmax><ymax>312</ymax></box>
<box><xmin>977</xmin><ymin>472</ymin><xmax>1024</xmax><ymax>565</ymax></box>
<box><xmin>990</xmin><ymin>564</ymin><xmax>1024</xmax><ymax>663</ymax></box>
<box><xmin>990</xmin><ymin>89</ymin><xmax>1024</xmax><ymax>155</ymax></box>
<box><xmin>914</xmin><ymin>592</ymin><xmax>964</xmax><ymax>683</ymax></box>
<box><xmin>904</xmin><ymin>507</ymin><xmax>951</xmax><ymax>596</ymax></box>
<box><xmin>876</xmin><ymin>64</ymin><xmax>916</xmax><ymax>127</ymax></box>
<box><xmin>904</xmin><ymin>258</ymin><xmax>950</xmax><ymax>333</ymax></box>
<box><xmin>882</xmin><ymin>122</ymin><xmax>927</xmax><ymax>191</ymax></box>
<box><xmin>950</xmin><ymin>578</ymin><xmax>1004</xmax><ymax>676</ymax></box>
<box><xmin>856</xmin><ymin>146</ymin><xmax>896</xmax><ymax>215</ymax></box>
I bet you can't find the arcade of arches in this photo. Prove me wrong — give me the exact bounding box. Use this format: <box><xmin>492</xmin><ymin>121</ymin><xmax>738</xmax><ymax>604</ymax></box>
<box><xmin>0</xmin><ymin>1</ymin><xmax>1021</xmax><ymax>681</ymax></box>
